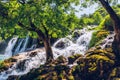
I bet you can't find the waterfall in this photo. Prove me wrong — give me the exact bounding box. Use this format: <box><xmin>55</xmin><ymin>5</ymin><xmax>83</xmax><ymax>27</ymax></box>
<box><xmin>0</xmin><ymin>28</ymin><xmax>94</xmax><ymax>80</ymax></box>
<box><xmin>99</xmin><ymin>32</ymin><xmax>115</xmax><ymax>49</ymax></box>
<box><xmin>20</xmin><ymin>36</ymin><xmax>30</xmax><ymax>52</ymax></box>
<box><xmin>52</xmin><ymin>30</ymin><xmax>93</xmax><ymax>58</ymax></box>
<box><xmin>14</xmin><ymin>39</ymin><xmax>24</xmax><ymax>54</ymax></box>
<box><xmin>4</xmin><ymin>37</ymin><xmax>18</xmax><ymax>58</ymax></box>
<box><xmin>2</xmin><ymin>36</ymin><xmax>40</xmax><ymax>57</ymax></box>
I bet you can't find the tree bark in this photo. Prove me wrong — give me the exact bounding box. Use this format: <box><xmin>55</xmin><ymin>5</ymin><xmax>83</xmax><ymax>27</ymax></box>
<box><xmin>99</xmin><ymin>0</ymin><xmax>120</xmax><ymax>65</ymax></box>
<box><xmin>36</xmin><ymin>30</ymin><xmax>53</xmax><ymax>63</ymax></box>
<box><xmin>43</xmin><ymin>38</ymin><xmax>54</xmax><ymax>63</ymax></box>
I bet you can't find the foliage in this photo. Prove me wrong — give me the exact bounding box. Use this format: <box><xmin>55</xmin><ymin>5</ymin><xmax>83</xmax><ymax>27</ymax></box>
<box><xmin>98</xmin><ymin>12</ymin><xmax>120</xmax><ymax>31</ymax></box>
<box><xmin>79</xmin><ymin>1</ymin><xmax>120</xmax><ymax>27</ymax></box>
<box><xmin>89</xmin><ymin>30</ymin><xmax>109</xmax><ymax>48</ymax></box>
<box><xmin>0</xmin><ymin>0</ymin><xmax>79</xmax><ymax>40</ymax></box>
<box><xmin>78</xmin><ymin>8</ymin><xmax>104</xmax><ymax>26</ymax></box>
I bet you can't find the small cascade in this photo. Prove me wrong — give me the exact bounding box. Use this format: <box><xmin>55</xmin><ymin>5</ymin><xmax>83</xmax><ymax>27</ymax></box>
<box><xmin>4</xmin><ymin>37</ymin><xmax>18</xmax><ymax>58</ymax></box>
<box><xmin>99</xmin><ymin>32</ymin><xmax>115</xmax><ymax>49</ymax></box>
<box><xmin>3</xmin><ymin>36</ymin><xmax>41</xmax><ymax>56</ymax></box>
<box><xmin>0</xmin><ymin>28</ymin><xmax>95</xmax><ymax>80</ymax></box>
<box><xmin>19</xmin><ymin>36</ymin><xmax>30</xmax><ymax>52</ymax></box>
<box><xmin>0</xmin><ymin>49</ymin><xmax>46</xmax><ymax>80</ymax></box>
<box><xmin>14</xmin><ymin>39</ymin><xmax>24</xmax><ymax>54</ymax></box>
<box><xmin>53</xmin><ymin>30</ymin><xmax>93</xmax><ymax>58</ymax></box>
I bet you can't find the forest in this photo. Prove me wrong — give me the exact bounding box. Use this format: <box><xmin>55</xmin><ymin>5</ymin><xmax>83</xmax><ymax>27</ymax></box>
<box><xmin>0</xmin><ymin>0</ymin><xmax>120</xmax><ymax>80</ymax></box>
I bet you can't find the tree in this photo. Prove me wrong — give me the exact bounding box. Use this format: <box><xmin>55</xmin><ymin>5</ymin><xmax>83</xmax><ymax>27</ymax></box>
<box><xmin>0</xmin><ymin>0</ymin><xmax>79</xmax><ymax>63</ymax></box>
<box><xmin>82</xmin><ymin>0</ymin><xmax>120</xmax><ymax>65</ymax></box>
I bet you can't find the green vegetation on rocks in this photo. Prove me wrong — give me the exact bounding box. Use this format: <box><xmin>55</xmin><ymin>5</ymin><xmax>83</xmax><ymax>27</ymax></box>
<box><xmin>73</xmin><ymin>47</ymin><xmax>115</xmax><ymax>80</ymax></box>
<box><xmin>89</xmin><ymin>30</ymin><xmax>109</xmax><ymax>48</ymax></box>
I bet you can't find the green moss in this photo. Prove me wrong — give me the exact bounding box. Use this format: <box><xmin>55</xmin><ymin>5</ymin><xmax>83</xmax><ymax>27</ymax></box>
<box><xmin>89</xmin><ymin>30</ymin><xmax>109</xmax><ymax>48</ymax></box>
<box><xmin>68</xmin><ymin>54</ymin><xmax>82</xmax><ymax>64</ymax></box>
<box><xmin>0</xmin><ymin>61</ymin><xmax>6</xmax><ymax>69</ymax></box>
<box><xmin>110</xmin><ymin>68</ymin><xmax>117</xmax><ymax>77</ymax></box>
<box><xmin>0</xmin><ymin>60</ymin><xmax>12</xmax><ymax>72</ymax></box>
<box><xmin>73</xmin><ymin>48</ymin><xmax>115</xmax><ymax>80</ymax></box>
<box><xmin>68</xmin><ymin>75</ymin><xmax>74</xmax><ymax>80</ymax></box>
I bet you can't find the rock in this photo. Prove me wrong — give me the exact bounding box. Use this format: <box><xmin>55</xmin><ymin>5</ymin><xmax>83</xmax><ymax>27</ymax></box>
<box><xmin>109</xmin><ymin>67</ymin><xmax>120</xmax><ymax>79</ymax></box>
<box><xmin>72</xmin><ymin>30</ymin><xmax>81</xmax><ymax>38</ymax></box>
<box><xmin>19</xmin><ymin>61</ymin><xmax>73</xmax><ymax>80</ymax></box>
<box><xmin>16</xmin><ymin>59</ymin><xmax>27</xmax><ymax>71</ymax></box>
<box><xmin>7</xmin><ymin>75</ymin><xmax>19</xmax><ymax>80</ymax></box>
<box><xmin>73</xmin><ymin>48</ymin><xmax>115</xmax><ymax>80</ymax></box>
<box><xmin>0</xmin><ymin>58</ymin><xmax>17</xmax><ymax>72</ymax></box>
<box><xmin>68</xmin><ymin>54</ymin><xmax>83</xmax><ymax>64</ymax></box>
<box><xmin>29</xmin><ymin>51</ymin><xmax>37</xmax><ymax>57</ymax></box>
<box><xmin>54</xmin><ymin>40</ymin><xmax>67</xmax><ymax>49</ymax></box>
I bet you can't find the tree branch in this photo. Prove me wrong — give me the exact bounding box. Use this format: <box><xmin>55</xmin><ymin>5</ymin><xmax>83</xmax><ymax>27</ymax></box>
<box><xmin>41</xmin><ymin>22</ymin><xmax>49</xmax><ymax>39</ymax></box>
<box><xmin>29</xmin><ymin>17</ymin><xmax>37</xmax><ymax>31</ymax></box>
<box><xmin>18</xmin><ymin>21</ymin><xmax>35</xmax><ymax>31</ymax></box>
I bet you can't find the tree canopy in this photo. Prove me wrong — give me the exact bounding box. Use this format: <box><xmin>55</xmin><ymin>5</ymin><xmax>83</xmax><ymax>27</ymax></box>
<box><xmin>0</xmin><ymin>0</ymin><xmax>79</xmax><ymax>40</ymax></box>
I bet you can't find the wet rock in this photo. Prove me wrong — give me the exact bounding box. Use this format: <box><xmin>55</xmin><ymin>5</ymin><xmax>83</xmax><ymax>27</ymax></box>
<box><xmin>6</xmin><ymin>57</ymin><xmax>17</xmax><ymax>62</ymax></box>
<box><xmin>16</xmin><ymin>59</ymin><xmax>27</xmax><ymax>71</ymax></box>
<box><xmin>7</xmin><ymin>75</ymin><xmax>19</xmax><ymax>80</ymax></box>
<box><xmin>55</xmin><ymin>56</ymin><xmax>67</xmax><ymax>64</ymax></box>
<box><xmin>55</xmin><ymin>41</ymin><xmax>66</xmax><ymax>49</ymax></box>
<box><xmin>54</xmin><ymin>38</ymin><xmax>72</xmax><ymax>49</ymax></box>
<box><xmin>73</xmin><ymin>48</ymin><xmax>115</xmax><ymax>80</ymax></box>
<box><xmin>29</xmin><ymin>52</ymin><xmax>37</xmax><ymax>57</ymax></box>
<box><xmin>68</xmin><ymin>54</ymin><xmax>83</xmax><ymax>64</ymax></box>
<box><xmin>0</xmin><ymin>58</ymin><xmax>17</xmax><ymax>72</ymax></box>
<box><xmin>72</xmin><ymin>30</ymin><xmax>81</xmax><ymax>38</ymax></box>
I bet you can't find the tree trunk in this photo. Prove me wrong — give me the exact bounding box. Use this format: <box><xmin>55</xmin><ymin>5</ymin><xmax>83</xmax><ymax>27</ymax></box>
<box><xmin>43</xmin><ymin>38</ymin><xmax>54</xmax><ymax>63</ymax></box>
<box><xmin>99</xmin><ymin>0</ymin><xmax>120</xmax><ymax>65</ymax></box>
<box><xmin>36</xmin><ymin>30</ymin><xmax>54</xmax><ymax>63</ymax></box>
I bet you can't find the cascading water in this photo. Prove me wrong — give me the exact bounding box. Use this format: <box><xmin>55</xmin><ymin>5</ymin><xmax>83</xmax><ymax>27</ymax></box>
<box><xmin>53</xmin><ymin>30</ymin><xmax>93</xmax><ymax>58</ymax></box>
<box><xmin>4</xmin><ymin>37</ymin><xmax>18</xmax><ymax>58</ymax></box>
<box><xmin>0</xmin><ymin>28</ymin><xmax>94</xmax><ymax>80</ymax></box>
<box><xmin>19</xmin><ymin>36</ymin><xmax>30</xmax><ymax>52</ymax></box>
<box><xmin>14</xmin><ymin>39</ymin><xmax>24</xmax><ymax>54</ymax></box>
<box><xmin>2</xmin><ymin>36</ymin><xmax>40</xmax><ymax>57</ymax></box>
<box><xmin>99</xmin><ymin>31</ymin><xmax>115</xmax><ymax>49</ymax></box>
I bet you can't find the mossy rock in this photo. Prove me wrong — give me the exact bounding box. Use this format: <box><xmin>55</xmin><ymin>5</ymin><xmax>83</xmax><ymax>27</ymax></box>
<box><xmin>0</xmin><ymin>57</ymin><xmax>17</xmax><ymax>72</ymax></box>
<box><xmin>19</xmin><ymin>56</ymin><xmax>74</xmax><ymax>80</ymax></box>
<box><xmin>51</xmin><ymin>56</ymin><xmax>67</xmax><ymax>65</ymax></box>
<box><xmin>73</xmin><ymin>48</ymin><xmax>115</xmax><ymax>80</ymax></box>
<box><xmin>86</xmin><ymin>47</ymin><xmax>115</xmax><ymax>60</ymax></box>
<box><xmin>68</xmin><ymin>54</ymin><xmax>83</xmax><ymax>64</ymax></box>
<box><xmin>19</xmin><ymin>64</ymin><xmax>73</xmax><ymax>80</ymax></box>
<box><xmin>0</xmin><ymin>61</ymin><xmax>8</xmax><ymax>72</ymax></box>
<box><xmin>109</xmin><ymin>67</ymin><xmax>120</xmax><ymax>79</ymax></box>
